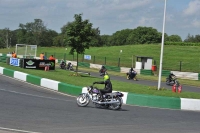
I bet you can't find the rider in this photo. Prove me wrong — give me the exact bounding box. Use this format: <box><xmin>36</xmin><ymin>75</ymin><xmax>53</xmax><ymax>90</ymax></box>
<box><xmin>93</xmin><ymin>74</ymin><xmax>112</xmax><ymax>101</ymax></box>
<box><xmin>60</xmin><ymin>60</ymin><xmax>66</xmax><ymax>68</ymax></box>
<box><xmin>100</xmin><ymin>65</ymin><xmax>107</xmax><ymax>76</ymax></box>
<box><xmin>129</xmin><ymin>67</ymin><xmax>137</xmax><ymax>79</ymax></box>
<box><xmin>67</xmin><ymin>62</ymin><xmax>72</xmax><ymax>69</ymax></box>
<box><xmin>168</xmin><ymin>72</ymin><xmax>175</xmax><ymax>82</ymax></box>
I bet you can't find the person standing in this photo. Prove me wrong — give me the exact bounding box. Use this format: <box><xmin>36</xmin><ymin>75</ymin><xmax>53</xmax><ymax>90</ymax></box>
<box><xmin>40</xmin><ymin>53</ymin><xmax>44</xmax><ymax>60</ymax></box>
<box><xmin>49</xmin><ymin>55</ymin><xmax>55</xmax><ymax>60</ymax></box>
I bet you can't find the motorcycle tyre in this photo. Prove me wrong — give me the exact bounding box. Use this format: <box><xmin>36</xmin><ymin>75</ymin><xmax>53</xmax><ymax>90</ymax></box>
<box><xmin>108</xmin><ymin>97</ymin><xmax>122</xmax><ymax>110</ymax></box>
<box><xmin>76</xmin><ymin>94</ymin><xmax>90</xmax><ymax>107</ymax></box>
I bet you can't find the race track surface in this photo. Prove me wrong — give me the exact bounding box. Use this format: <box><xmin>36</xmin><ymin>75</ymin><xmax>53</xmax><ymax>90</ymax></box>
<box><xmin>80</xmin><ymin>70</ymin><xmax>200</xmax><ymax>93</ymax></box>
<box><xmin>0</xmin><ymin>74</ymin><xmax>200</xmax><ymax>133</ymax></box>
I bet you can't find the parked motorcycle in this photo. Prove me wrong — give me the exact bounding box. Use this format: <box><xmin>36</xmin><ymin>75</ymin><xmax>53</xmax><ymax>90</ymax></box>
<box><xmin>76</xmin><ymin>86</ymin><xmax>124</xmax><ymax>110</ymax></box>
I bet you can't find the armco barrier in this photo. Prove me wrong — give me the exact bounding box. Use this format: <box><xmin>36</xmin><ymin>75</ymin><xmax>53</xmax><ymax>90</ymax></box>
<box><xmin>140</xmin><ymin>69</ymin><xmax>152</xmax><ymax>75</ymax></box>
<box><xmin>198</xmin><ymin>73</ymin><xmax>200</xmax><ymax>80</ymax></box>
<box><xmin>0</xmin><ymin>66</ymin><xmax>200</xmax><ymax>111</ymax></box>
<box><xmin>126</xmin><ymin>93</ymin><xmax>181</xmax><ymax>109</ymax></box>
<box><xmin>3</xmin><ymin>68</ymin><xmax>14</xmax><ymax>77</ymax></box>
<box><xmin>78</xmin><ymin>62</ymin><xmax>90</xmax><ymax>68</ymax></box>
<box><xmin>162</xmin><ymin>70</ymin><xmax>170</xmax><ymax>77</ymax></box>
<box><xmin>58</xmin><ymin>83</ymin><xmax>82</xmax><ymax>96</ymax></box>
<box><xmin>14</xmin><ymin>71</ymin><xmax>28</xmax><ymax>81</ymax></box>
<box><xmin>26</xmin><ymin>74</ymin><xmax>41</xmax><ymax>86</ymax></box>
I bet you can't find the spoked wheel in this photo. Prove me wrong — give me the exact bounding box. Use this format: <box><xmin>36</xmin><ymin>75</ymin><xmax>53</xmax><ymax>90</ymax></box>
<box><xmin>108</xmin><ymin>97</ymin><xmax>122</xmax><ymax>110</ymax></box>
<box><xmin>76</xmin><ymin>94</ymin><xmax>90</xmax><ymax>107</ymax></box>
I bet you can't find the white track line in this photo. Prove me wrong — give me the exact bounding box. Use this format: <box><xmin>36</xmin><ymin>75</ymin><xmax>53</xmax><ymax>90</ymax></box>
<box><xmin>0</xmin><ymin>127</ymin><xmax>42</xmax><ymax>133</ymax></box>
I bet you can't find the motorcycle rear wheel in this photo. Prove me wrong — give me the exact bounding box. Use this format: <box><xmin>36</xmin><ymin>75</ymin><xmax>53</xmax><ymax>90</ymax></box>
<box><xmin>108</xmin><ymin>97</ymin><xmax>122</xmax><ymax>110</ymax></box>
<box><xmin>77</xmin><ymin>94</ymin><xmax>90</xmax><ymax>107</ymax></box>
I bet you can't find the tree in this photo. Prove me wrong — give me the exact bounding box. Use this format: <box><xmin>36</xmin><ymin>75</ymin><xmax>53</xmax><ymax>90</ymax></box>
<box><xmin>18</xmin><ymin>19</ymin><xmax>47</xmax><ymax>46</ymax></box>
<box><xmin>110</xmin><ymin>29</ymin><xmax>133</xmax><ymax>46</ymax></box>
<box><xmin>65</xmin><ymin>14</ymin><xmax>95</xmax><ymax>74</ymax></box>
<box><xmin>166</xmin><ymin>35</ymin><xmax>182</xmax><ymax>42</ymax></box>
<box><xmin>0</xmin><ymin>28</ymin><xmax>12</xmax><ymax>48</ymax></box>
<box><xmin>127</xmin><ymin>26</ymin><xmax>162</xmax><ymax>44</ymax></box>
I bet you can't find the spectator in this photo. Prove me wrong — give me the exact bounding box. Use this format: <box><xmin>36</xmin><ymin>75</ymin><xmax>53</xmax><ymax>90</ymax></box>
<box><xmin>40</xmin><ymin>53</ymin><xmax>44</xmax><ymax>60</ymax></box>
<box><xmin>12</xmin><ymin>51</ymin><xmax>17</xmax><ymax>58</ymax></box>
<box><xmin>49</xmin><ymin>55</ymin><xmax>55</xmax><ymax>60</ymax></box>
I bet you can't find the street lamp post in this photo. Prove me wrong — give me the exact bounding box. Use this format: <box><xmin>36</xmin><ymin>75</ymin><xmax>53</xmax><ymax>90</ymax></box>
<box><xmin>158</xmin><ymin>0</ymin><xmax>167</xmax><ymax>90</ymax></box>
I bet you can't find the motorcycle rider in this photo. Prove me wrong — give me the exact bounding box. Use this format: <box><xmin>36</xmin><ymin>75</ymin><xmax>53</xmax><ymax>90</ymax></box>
<box><xmin>93</xmin><ymin>74</ymin><xmax>112</xmax><ymax>101</ymax></box>
<box><xmin>67</xmin><ymin>62</ymin><xmax>72</xmax><ymax>70</ymax></box>
<box><xmin>100</xmin><ymin>65</ymin><xmax>107</xmax><ymax>76</ymax></box>
<box><xmin>128</xmin><ymin>67</ymin><xmax>137</xmax><ymax>80</ymax></box>
<box><xmin>60</xmin><ymin>60</ymin><xmax>66</xmax><ymax>69</ymax></box>
<box><xmin>168</xmin><ymin>72</ymin><xmax>175</xmax><ymax>82</ymax></box>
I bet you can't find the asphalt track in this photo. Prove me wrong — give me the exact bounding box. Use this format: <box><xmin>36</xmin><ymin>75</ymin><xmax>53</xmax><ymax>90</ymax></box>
<box><xmin>0</xmin><ymin>74</ymin><xmax>200</xmax><ymax>133</ymax></box>
<box><xmin>78</xmin><ymin>70</ymin><xmax>200</xmax><ymax>93</ymax></box>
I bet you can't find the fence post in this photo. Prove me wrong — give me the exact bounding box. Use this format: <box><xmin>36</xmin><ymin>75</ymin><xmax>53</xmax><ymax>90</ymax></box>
<box><xmin>82</xmin><ymin>54</ymin><xmax>84</xmax><ymax>62</ymax></box>
<box><xmin>93</xmin><ymin>56</ymin><xmax>95</xmax><ymax>64</ymax></box>
<box><xmin>105</xmin><ymin>57</ymin><xmax>106</xmax><ymax>65</ymax></box>
<box><xmin>73</xmin><ymin>54</ymin><xmax>74</xmax><ymax>61</ymax></box>
<box><xmin>180</xmin><ymin>61</ymin><xmax>182</xmax><ymax>71</ymax></box>
<box><xmin>118</xmin><ymin>58</ymin><xmax>120</xmax><ymax>67</ymax></box>
<box><xmin>64</xmin><ymin>53</ymin><xmax>66</xmax><ymax>61</ymax></box>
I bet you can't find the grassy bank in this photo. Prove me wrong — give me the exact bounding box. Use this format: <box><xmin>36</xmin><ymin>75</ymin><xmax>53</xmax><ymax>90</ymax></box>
<box><xmin>0</xmin><ymin>62</ymin><xmax>200</xmax><ymax>99</ymax></box>
<box><xmin>1</xmin><ymin>44</ymin><xmax>200</xmax><ymax>72</ymax></box>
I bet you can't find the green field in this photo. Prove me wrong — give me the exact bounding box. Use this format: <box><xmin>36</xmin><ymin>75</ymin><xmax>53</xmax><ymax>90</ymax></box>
<box><xmin>1</xmin><ymin>44</ymin><xmax>200</xmax><ymax>72</ymax></box>
<box><xmin>0</xmin><ymin>62</ymin><xmax>200</xmax><ymax>99</ymax></box>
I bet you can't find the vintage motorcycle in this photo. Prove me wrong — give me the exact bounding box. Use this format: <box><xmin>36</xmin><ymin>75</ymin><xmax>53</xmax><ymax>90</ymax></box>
<box><xmin>126</xmin><ymin>71</ymin><xmax>138</xmax><ymax>81</ymax></box>
<box><xmin>76</xmin><ymin>86</ymin><xmax>124</xmax><ymax>110</ymax></box>
<box><xmin>99</xmin><ymin>66</ymin><xmax>107</xmax><ymax>76</ymax></box>
<box><xmin>66</xmin><ymin>62</ymin><xmax>74</xmax><ymax>71</ymax></box>
<box><xmin>59</xmin><ymin>61</ymin><xmax>66</xmax><ymax>69</ymax></box>
<box><xmin>166</xmin><ymin>76</ymin><xmax>179</xmax><ymax>86</ymax></box>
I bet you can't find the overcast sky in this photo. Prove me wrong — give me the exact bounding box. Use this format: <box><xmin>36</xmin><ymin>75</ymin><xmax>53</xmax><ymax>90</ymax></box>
<box><xmin>0</xmin><ymin>0</ymin><xmax>200</xmax><ymax>40</ymax></box>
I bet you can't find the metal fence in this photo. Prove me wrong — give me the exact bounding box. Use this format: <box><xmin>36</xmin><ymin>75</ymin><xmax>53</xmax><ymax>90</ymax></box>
<box><xmin>44</xmin><ymin>52</ymin><xmax>200</xmax><ymax>73</ymax></box>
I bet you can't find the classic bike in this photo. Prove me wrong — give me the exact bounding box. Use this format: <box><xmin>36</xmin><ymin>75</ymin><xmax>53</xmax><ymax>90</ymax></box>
<box><xmin>166</xmin><ymin>76</ymin><xmax>179</xmax><ymax>86</ymax></box>
<box><xmin>60</xmin><ymin>62</ymin><xmax>66</xmax><ymax>69</ymax></box>
<box><xmin>99</xmin><ymin>68</ymin><xmax>107</xmax><ymax>76</ymax></box>
<box><xmin>66</xmin><ymin>63</ymin><xmax>74</xmax><ymax>71</ymax></box>
<box><xmin>126</xmin><ymin>71</ymin><xmax>138</xmax><ymax>81</ymax></box>
<box><xmin>76</xmin><ymin>86</ymin><xmax>124</xmax><ymax>110</ymax></box>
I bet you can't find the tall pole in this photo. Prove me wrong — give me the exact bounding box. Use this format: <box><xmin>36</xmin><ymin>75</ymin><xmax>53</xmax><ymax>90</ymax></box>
<box><xmin>158</xmin><ymin>0</ymin><xmax>167</xmax><ymax>90</ymax></box>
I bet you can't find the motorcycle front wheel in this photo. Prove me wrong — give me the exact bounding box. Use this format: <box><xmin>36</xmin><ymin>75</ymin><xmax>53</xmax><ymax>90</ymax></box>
<box><xmin>76</xmin><ymin>94</ymin><xmax>90</xmax><ymax>107</ymax></box>
<box><xmin>108</xmin><ymin>97</ymin><xmax>122</xmax><ymax>110</ymax></box>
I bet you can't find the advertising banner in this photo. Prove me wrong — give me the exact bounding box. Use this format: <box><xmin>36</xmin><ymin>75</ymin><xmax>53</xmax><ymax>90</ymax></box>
<box><xmin>23</xmin><ymin>59</ymin><xmax>55</xmax><ymax>70</ymax></box>
<box><xmin>10</xmin><ymin>58</ymin><xmax>20</xmax><ymax>66</ymax></box>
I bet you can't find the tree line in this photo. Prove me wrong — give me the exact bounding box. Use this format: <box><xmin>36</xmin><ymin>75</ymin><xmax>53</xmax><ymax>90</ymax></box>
<box><xmin>0</xmin><ymin>16</ymin><xmax>200</xmax><ymax>49</ymax></box>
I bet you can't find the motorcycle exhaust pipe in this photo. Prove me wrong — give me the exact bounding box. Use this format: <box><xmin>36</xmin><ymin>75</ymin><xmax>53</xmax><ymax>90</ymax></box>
<box><xmin>93</xmin><ymin>100</ymin><xmax>119</xmax><ymax>105</ymax></box>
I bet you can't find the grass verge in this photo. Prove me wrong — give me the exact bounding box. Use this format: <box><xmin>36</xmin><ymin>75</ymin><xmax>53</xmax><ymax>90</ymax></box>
<box><xmin>0</xmin><ymin>62</ymin><xmax>200</xmax><ymax>99</ymax></box>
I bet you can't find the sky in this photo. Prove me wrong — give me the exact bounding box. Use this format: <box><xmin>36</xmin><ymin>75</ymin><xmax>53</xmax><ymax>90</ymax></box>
<box><xmin>0</xmin><ymin>0</ymin><xmax>200</xmax><ymax>40</ymax></box>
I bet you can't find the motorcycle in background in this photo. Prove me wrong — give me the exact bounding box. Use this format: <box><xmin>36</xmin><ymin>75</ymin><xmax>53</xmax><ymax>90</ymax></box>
<box><xmin>126</xmin><ymin>70</ymin><xmax>138</xmax><ymax>81</ymax></box>
<box><xmin>99</xmin><ymin>65</ymin><xmax>107</xmax><ymax>76</ymax></box>
<box><xmin>76</xmin><ymin>85</ymin><xmax>124</xmax><ymax>110</ymax></box>
<box><xmin>60</xmin><ymin>61</ymin><xmax>66</xmax><ymax>70</ymax></box>
<box><xmin>66</xmin><ymin>62</ymin><xmax>74</xmax><ymax>71</ymax></box>
<box><xmin>166</xmin><ymin>76</ymin><xmax>179</xmax><ymax>86</ymax></box>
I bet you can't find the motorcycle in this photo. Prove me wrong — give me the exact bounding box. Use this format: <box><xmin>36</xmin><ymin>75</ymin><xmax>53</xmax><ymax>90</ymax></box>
<box><xmin>126</xmin><ymin>71</ymin><xmax>138</xmax><ymax>81</ymax></box>
<box><xmin>76</xmin><ymin>86</ymin><xmax>124</xmax><ymax>110</ymax></box>
<box><xmin>60</xmin><ymin>62</ymin><xmax>66</xmax><ymax>69</ymax></box>
<box><xmin>99</xmin><ymin>68</ymin><xmax>107</xmax><ymax>76</ymax></box>
<box><xmin>166</xmin><ymin>76</ymin><xmax>179</xmax><ymax>86</ymax></box>
<box><xmin>66</xmin><ymin>63</ymin><xmax>74</xmax><ymax>71</ymax></box>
